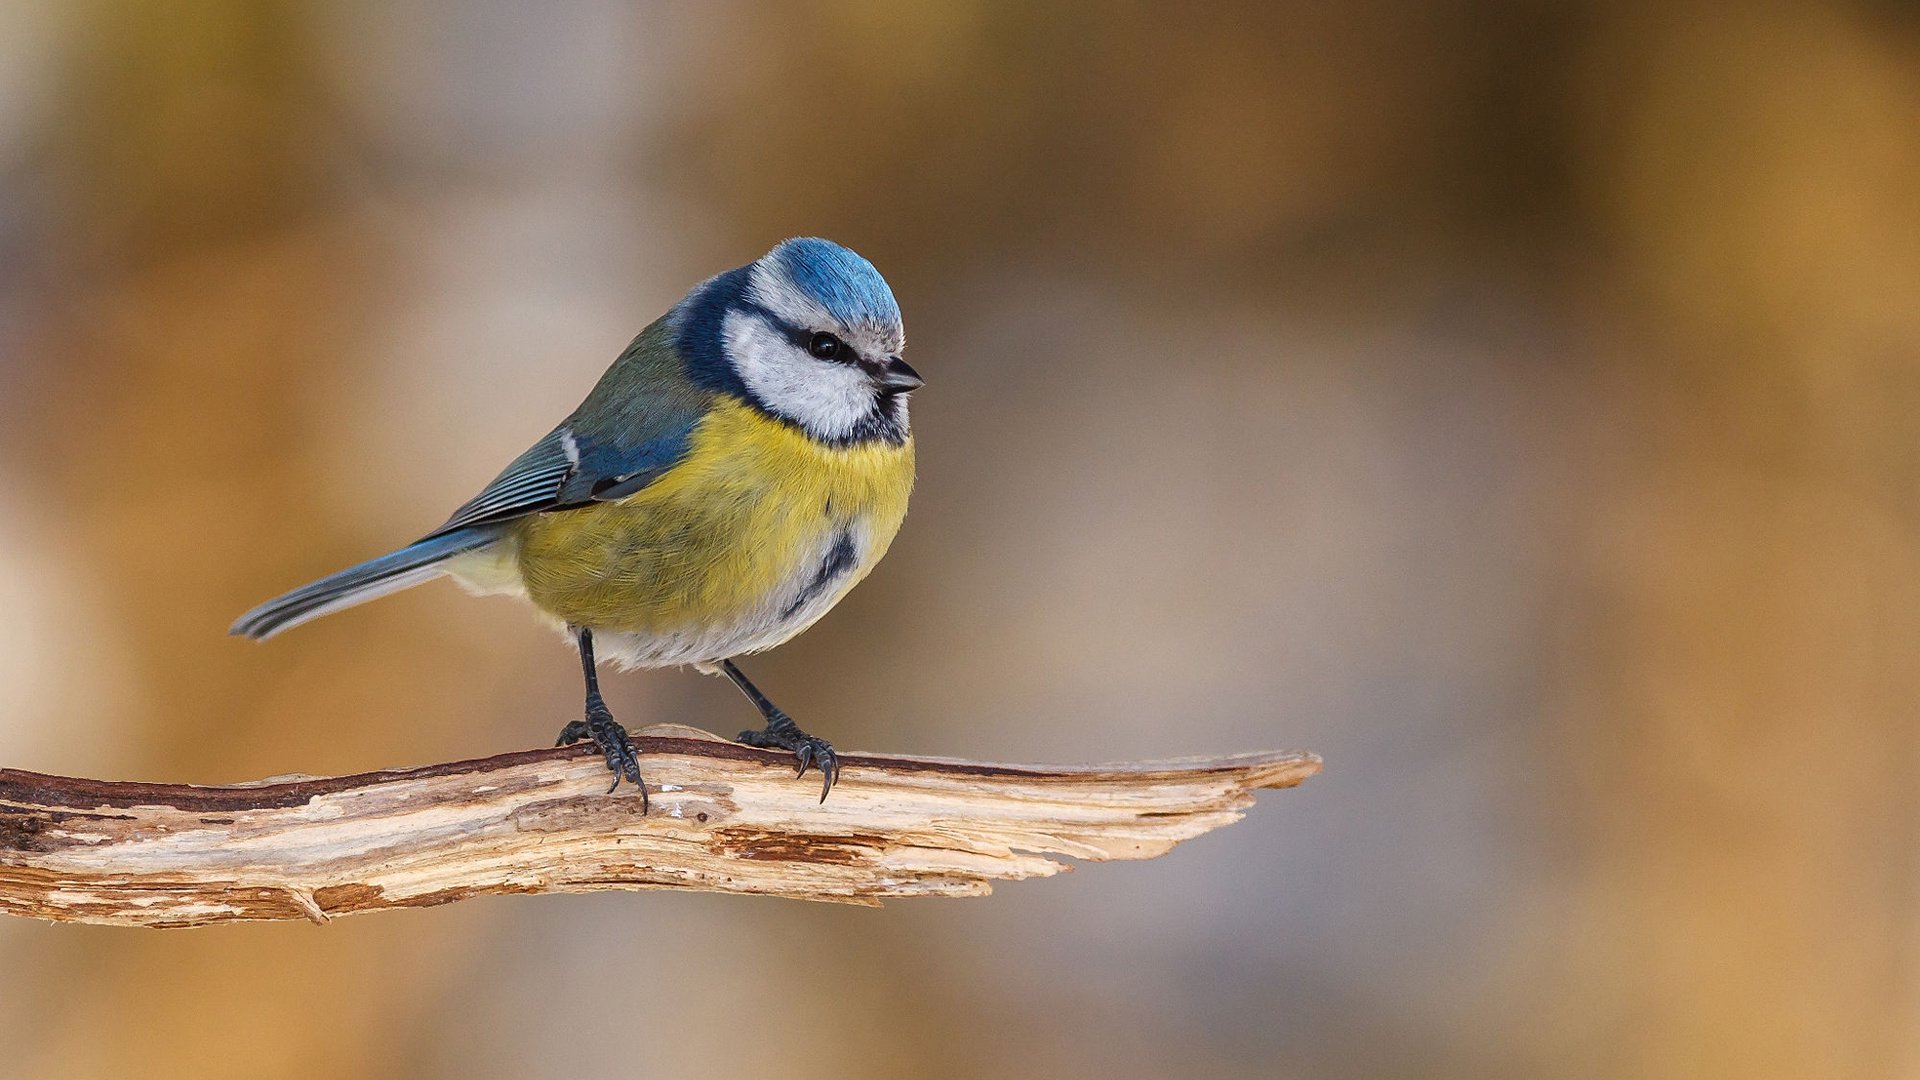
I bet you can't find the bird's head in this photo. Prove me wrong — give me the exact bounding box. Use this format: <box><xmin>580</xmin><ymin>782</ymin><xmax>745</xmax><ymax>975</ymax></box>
<box><xmin>676</xmin><ymin>238</ymin><xmax>920</xmax><ymax>446</ymax></box>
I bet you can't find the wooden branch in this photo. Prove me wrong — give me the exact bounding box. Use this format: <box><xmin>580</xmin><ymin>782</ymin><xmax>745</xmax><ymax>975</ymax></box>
<box><xmin>0</xmin><ymin>723</ymin><xmax>1320</xmax><ymax>927</ymax></box>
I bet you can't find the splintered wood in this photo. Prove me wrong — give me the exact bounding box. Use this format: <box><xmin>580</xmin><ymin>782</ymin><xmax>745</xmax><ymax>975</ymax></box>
<box><xmin>0</xmin><ymin>724</ymin><xmax>1320</xmax><ymax>927</ymax></box>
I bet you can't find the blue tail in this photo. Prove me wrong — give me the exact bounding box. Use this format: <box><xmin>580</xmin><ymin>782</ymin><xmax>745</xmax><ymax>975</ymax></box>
<box><xmin>230</xmin><ymin>526</ymin><xmax>501</xmax><ymax>640</ymax></box>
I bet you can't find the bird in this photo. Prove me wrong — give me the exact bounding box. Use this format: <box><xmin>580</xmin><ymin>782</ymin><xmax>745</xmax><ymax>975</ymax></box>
<box><xmin>231</xmin><ymin>238</ymin><xmax>922</xmax><ymax>809</ymax></box>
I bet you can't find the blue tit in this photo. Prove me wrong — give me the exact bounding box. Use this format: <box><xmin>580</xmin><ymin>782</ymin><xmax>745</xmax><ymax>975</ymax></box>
<box><xmin>232</xmin><ymin>238</ymin><xmax>924</xmax><ymax>806</ymax></box>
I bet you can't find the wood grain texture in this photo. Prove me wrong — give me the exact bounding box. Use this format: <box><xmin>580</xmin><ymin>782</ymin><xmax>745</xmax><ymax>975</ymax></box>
<box><xmin>0</xmin><ymin>724</ymin><xmax>1320</xmax><ymax>927</ymax></box>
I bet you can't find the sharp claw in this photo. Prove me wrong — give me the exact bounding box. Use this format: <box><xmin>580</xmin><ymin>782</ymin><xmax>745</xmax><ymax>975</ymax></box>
<box><xmin>732</xmin><ymin>723</ymin><xmax>839</xmax><ymax>801</ymax></box>
<box><xmin>569</xmin><ymin>710</ymin><xmax>648</xmax><ymax>807</ymax></box>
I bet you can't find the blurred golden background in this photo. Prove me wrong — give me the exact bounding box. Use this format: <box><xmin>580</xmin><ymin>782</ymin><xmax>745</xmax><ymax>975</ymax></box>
<box><xmin>0</xmin><ymin>2</ymin><xmax>1915</xmax><ymax>1077</ymax></box>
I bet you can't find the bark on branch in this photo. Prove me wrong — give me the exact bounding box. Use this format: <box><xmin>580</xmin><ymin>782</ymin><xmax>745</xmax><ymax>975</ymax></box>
<box><xmin>0</xmin><ymin>723</ymin><xmax>1320</xmax><ymax>927</ymax></box>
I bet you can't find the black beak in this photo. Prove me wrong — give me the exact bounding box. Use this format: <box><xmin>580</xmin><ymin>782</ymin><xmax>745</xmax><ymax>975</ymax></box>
<box><xmin>879</xmin><ymin>357</ymin><xmax>924</xmax><ymax>393</ymax></box>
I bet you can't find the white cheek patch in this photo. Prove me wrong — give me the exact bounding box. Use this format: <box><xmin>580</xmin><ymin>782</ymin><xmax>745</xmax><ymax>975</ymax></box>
<box><xmin>723</xmin><ymin>310</ymin><xmax>874</xmax><ymax>442</ymax></box>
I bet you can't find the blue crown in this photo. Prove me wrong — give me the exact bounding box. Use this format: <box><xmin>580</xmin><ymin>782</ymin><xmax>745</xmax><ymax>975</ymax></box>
<box><xmin>766</xmin><ymin>237</ymin><xmax>901</xmax><ymax>331</ymax></box>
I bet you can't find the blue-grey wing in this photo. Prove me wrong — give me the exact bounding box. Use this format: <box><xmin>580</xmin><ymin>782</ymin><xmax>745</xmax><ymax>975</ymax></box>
<box><xmin>429</xmin><ymin>429</ymin><xmax>576</xmax><ymax>535</ymax></box>
<box><xmin>425</xmin><ymin>320</ymin><xmax>710</xmax><ymax>537</ymax></box>
<box><xmin>426</xmin><ymin>421</ymin><xmax>697</xmax><ymax>538</ymax></box>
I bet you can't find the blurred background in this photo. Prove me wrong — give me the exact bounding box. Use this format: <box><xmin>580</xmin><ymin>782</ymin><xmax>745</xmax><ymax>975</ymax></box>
<box><xmin>0</xmin><ymin>2</ymin><xmax>1915</xmax><ymax>1077</ymax></box>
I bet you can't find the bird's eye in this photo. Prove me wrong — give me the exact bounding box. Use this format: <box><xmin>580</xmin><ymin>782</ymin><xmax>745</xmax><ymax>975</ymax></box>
<box><xmin>808</xmin><ymin>332</ymin><xmax>843</xmax><ymax>360</ymax></box>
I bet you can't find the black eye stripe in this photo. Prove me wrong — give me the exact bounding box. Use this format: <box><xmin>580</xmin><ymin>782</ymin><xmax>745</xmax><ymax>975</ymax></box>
<box><xmin>735</xmin><ymin>301</ymin><xmax>863</xmax><ymax>366</ymax></box>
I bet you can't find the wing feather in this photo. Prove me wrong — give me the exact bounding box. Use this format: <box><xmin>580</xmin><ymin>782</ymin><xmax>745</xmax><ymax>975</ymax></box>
<box><xmin>424</xmin><ymin>320</ymin><xmax>709</xmax><ymax>539</ymax></box>
<box><xmin>426</xmin><ymin>422</ymin><xmax>699</xmax><ymax>538</ymax></box>
<box><xmin>429</xmin><ymin>430</ymin><xmax>578</xmax><ymax>535</ymax></box>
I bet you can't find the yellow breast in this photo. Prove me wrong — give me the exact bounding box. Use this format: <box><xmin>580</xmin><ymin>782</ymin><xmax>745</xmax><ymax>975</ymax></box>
<box><xmin>510</xmin><ymin>398</ymin><xmax>914</xmax><ymax>647</ymax></box>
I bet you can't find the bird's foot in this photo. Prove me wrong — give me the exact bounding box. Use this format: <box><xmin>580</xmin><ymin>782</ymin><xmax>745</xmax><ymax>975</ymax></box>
<box><xmin>557</xmin><ymin>702</ymin><xmax>646</xmax><ymax>808</ymax></box>
<box><xmin>737</xmin><ymin>712</ymin><xmax>839</xmax><ymax>802</ymax></box>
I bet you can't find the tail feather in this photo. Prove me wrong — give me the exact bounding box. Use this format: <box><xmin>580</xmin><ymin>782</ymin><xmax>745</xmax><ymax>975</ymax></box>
<box><xmin>230</xmin><ymin>527</ymin><xmax>500</xmax><ymax>640</ymax></box>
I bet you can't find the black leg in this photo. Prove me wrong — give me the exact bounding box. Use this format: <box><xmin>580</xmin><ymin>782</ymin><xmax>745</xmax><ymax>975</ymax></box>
<box><xmin>555</xmin><ymin>627</ymin><xmax>646</xmax><ymax>808</ymax></box>
<box><xmin>719</xmin><ymin>658</ymin><xmax>839</xmax><ymax>801</ymax></box>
